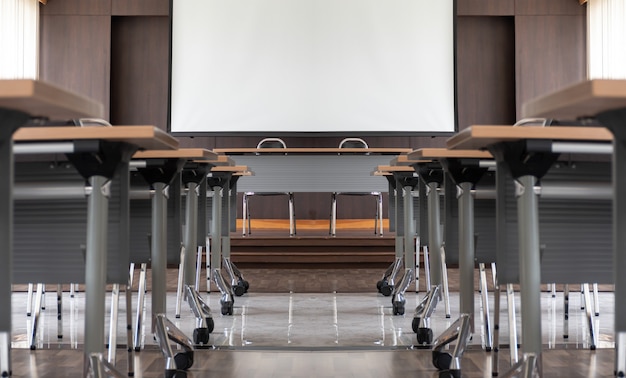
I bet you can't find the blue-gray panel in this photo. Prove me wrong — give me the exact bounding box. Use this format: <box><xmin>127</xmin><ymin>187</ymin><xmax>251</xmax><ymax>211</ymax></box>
<box><xmin>233</xmin><ymin>155</ymin><xmax>391</xmax><ymax>193</ymax></box>
<box><xmin>129</xmin><ymin>171</ymin><xmax>182</xmax><ymax>265</ymax></box>
<box><xmin>497</xmin><ymin>161</ymin><xmax>612</xmax><ymax>284</ymax></box>
<box><xmin>444</xmin><ymin>171</ymin><xmax>497</xmax><ymax>265</ymax></box>
<box><xmin>13</xmin><ymin>161</ymin><xmax>128</xmax><ymax>284</ymax></box>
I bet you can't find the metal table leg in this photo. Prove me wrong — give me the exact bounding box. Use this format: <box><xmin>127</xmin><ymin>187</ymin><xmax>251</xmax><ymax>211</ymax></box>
<box><xmin>151</xmin><ymin>182</ymin><xmax>168</xmax><ymax>332</ymax></box>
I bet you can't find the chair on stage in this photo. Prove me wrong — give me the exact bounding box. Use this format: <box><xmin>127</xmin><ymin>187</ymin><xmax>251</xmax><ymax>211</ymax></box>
<box><xmin>242</xmin><ymin>138</ymin><xmax>296</xmax><ymax>236</ymax></box>
<box><xmin>329</xmin><ymin>137</ymin><xmax>383</xmax><ymax>236</ymax></box>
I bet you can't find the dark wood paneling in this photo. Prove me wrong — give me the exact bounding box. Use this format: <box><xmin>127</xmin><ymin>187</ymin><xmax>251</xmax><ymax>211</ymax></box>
<box><xmin>456</xmin><ymin>17</ymin><xmax>516</xmax><ymax>128</ymax></box>
<box><xmin>39</xmin><ymin>15</ymin><xmax>111</xmax><ymax>118</ymax></box>
<box><xmin>515</xmin><ymin>0</ymin><xmax>585</xmax><ymax>15</ymax></box>
<box><xmin>515</xmin><ymin>15</ymin><xmax>586</xmax><ymax>117</ymax></box>
<box><xmin>112</xmin><ymin>0</ymin><xmax>169</xmax><ymax>16</ymax></box>
<box><xmin>40</xmin><ymin>0</ymin><xmax>111</xmax><ymax>15</ymax></box>
<box><xmin>110</xmin><ymin>16</ymin><xmax>170</xmax><ymax>129</ymax></box>
<box><xmin>457</xmin><ymin>0</ymin><xmax>514</xmax><ymax>16</ymax></box>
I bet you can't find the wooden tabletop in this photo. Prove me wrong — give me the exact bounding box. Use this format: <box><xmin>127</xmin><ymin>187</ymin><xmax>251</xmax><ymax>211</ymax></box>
<box><xmin>13</xmin><ymin>126</ymin><xmax>179</xmax><ymax>151</ymax></box>
<box><xmin>0</xmin><ymin>79</ymin><xmax>104</xmax><ymax>120</ymax></box>
<box><xmin>133</xmin><ymin>148</ymin><xmax>217</xmax><ymax>161</ymax></box>
<box><xmin>522</xmin><ymin>80</ymin><xmax>626</xmax><ymax>120</ymax></box>
<box><xmin>408</xmin><ymin>147</ymin><xmax>492</xmax><ymax>160</ymax></box>
<box><xmin>211</xmin><ymin>165</ymin><xmax>252</xmax><ymax>176</ymax></box>
<box><xmin>213</xmin><ymin>147</ymin><xmax>412</xmax><ymax>155</ymax></box>
<box><xmin>447</xmin><ymin>125</ymin><xmax>613</xmax><ymax>150</ymax></box>
<box><xmin>372</xmin><ymin>165</ymin><xmax>416</xmax><ymax>176</ymax></box>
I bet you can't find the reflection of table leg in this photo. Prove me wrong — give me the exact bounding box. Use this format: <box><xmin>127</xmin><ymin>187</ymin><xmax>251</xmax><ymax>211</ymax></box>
<box><xmin>184</xmin><ymin>182</ymin><xmax>198</xmax><ymax>287</ymax></box>
<box><xmin>83</xmin><ymin>175</ymin><xmax>110</xmax><ymax>372</ymax></box>
<box><xmin>427</xmin><ymin>182</ymin><xmax>443</xmax><ymax>287</ymax></box>
<box><xmin>0</xmin><ymin>108</ymin><xmax>30</xmax><ymax>377</ymax></box>
<box><xmin>210</xmin><ymin>187</ymin><xmax>223</xmax><ymax>290</ymax></box>
<box><xmin>516</xmin><ymin>175</ymin><xmax>542</xmax><ymax>371</ymax></box>
<box><xmin>151</xmin><ymin>182</ymin><xmax>168</xmax><ymax>332</ymax></box>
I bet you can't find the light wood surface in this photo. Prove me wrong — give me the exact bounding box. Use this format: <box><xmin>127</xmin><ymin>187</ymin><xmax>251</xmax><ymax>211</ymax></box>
<box><xmin>372</xmin><ymin>165</ymin><xmax>415</xmax><ymax>176</ymax></box>
<box><xmin>213</xmin><ymin>147</ymin><xmax>412</xmax><ymax>154</ymax></box>
<box><xmin>133</xmin><ymin>148</ymin><xmax>217</xmax><ymax>160</ymax></box>
<box><xmin>522</xmin><ymin>79</ymin><xmax>626</xmax><ymax>119</ymax></box>
<box><xmin>211</xmin><ymin>165</ymin><xmax>252</xmax><ymax>176</ymax></box>
<box><xmin>447</xmin><ymin>125</ymin><xmax>613</xmax><ymax>150</ymax></box>
<box><xmin>13</xmin><ymin>126</ymin><xmax>178</xmax><ymax>151</ymax></box>
<box><xmin>389</xmin><ymin>154</ymin><xmax>423</xmax><ymax>166</ymax></box>
<box><xmin>408</xmin><ymin>147</ymin><xmax>492</xmax><ymax>160</ymax></box>
<box><xmin>0</xmin><ymin>79</ymin><xmax>104</xmax><ymax>120</ymax></box>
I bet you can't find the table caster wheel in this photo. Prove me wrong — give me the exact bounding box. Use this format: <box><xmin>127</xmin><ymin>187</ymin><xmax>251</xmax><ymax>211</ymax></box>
<box><xmin>392</xmin><ymin>302</ymin><xmax>405</xmax><ymax>315</ymax></box>
<box><xmin>233</xmin><ymin>283</ymin><xmax>246</xmax><ymax>297</ymax></box>
<box><xmin>165</xmin><ymin>369</ymin><xmax>187</xmax><ymax>378</ymax></box>
<box><xmin>380</xmin><ymin>283</ymin><xmax>393</xmax><ymax>297</ymax></box>
<box><xmin>432</xmin><ymin>350</ymin><xmax>452</xmax><ymax>370</ymax></box>
<box><xmin>412</xmin><ymin>317</ymin><xmax>420</xmax><ymax>333</ymax></box>
<box><xmin>376</xmin><ymin>279</ymin><xmax>384</xmax><ymax>292</ymax></box>
<box><xmin>416</xmin><ymin>327</ymin><xmax>433</xmax><ymax>345</ymax></box>
<box><xmin>206</xmin><ymin>317</ymin><xmax>215</xmax><ymax>333</ymax></box>
<box><xmin>221</xmin><ymin>302</ymin><xmax>230</xmax><ymax>315</ymax></box>
<box><xmin>242</xmin><ymin>280</ymin><xmax>250</xmax><ymax>292</ymax></box>
<box><xmin>174</xmin><ymin>351</ymin><xmax>194</xmax><ymax>370</ymax></box>
<box><xmin>228</xmin><ymin>302</ymin><xmax>234</xmax><ymax>315</ymax></box>
<box><xmin>438</xmin><ymin>370</ymin><xmax>461</xmax><ymax>378</ymax></box>
<box><xmin>193</xmin><ymin>327</ymin><xmax>210</xmax><ymax>345</ymax></box>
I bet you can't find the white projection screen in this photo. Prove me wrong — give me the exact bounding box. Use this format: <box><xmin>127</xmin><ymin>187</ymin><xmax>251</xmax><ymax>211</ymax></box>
<box><xmin>169</xmin><ymin>0</ymin><xmax>456</xmax><ymax>136</ymax></box>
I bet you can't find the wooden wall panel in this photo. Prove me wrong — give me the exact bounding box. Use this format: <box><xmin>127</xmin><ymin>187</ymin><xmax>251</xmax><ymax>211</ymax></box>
<box><xmin>112</xmin><ymin>0</ymin><xmax>169</xmax><ymax>16</ymax></box>
<box><xmin>39</xmin><ymin>15</ymin><xmax>111</xmax><ymax>118</ymax></box>
<box><xmin>40</xmin><ymin>0</ymin><xmax>111</xmax><ymax>15</ymax></box>
<box><xmin>110</xmin><ymin>16</ymin><xmax>170</xmax><ymax>129</ymax></box>
<box><xmin>515</xmin><ymin>15</ymin><xmax>586</xmax><ymax>117</ymax></box>
<box><xmin>457</xmin><ymin>0</ymin><xmax>514</xmax><ymax>16</ymax></box>
<box><xmin>456</xmin><ymin>17</ymin><xmax>516</xmax><ymax>128</ymax></box>
<box><xmin>515</xmin><ymin>0</ymin><xmax>585</xmax><ymax>15</ymax></box>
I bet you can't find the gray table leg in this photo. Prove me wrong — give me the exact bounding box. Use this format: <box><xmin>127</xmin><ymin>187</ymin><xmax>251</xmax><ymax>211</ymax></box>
<box><xmin>221</xmin><ymin>183</ymin><xmax>231</xmax><ymax>259</ymax></box>
<box><xmin>210</xmin><ymin>187</ymin><xmax>223</xmax><ymax>291</ymax></box>
<box><xmin>427</xmin><ymin>182</ymin><xmax>443</xmax><ymax>287</ymax></box>
<box><xmin>516</xmin><ymin>175</ymin><xmax>542</xmax><ymax>372</ymax></box>
<box><xmin>613</xmin><ymin>135</ymin><xmax>626</xmax><ymax>375</ymax></box>
<box><xmin>458</xmin><ymin>182</ymin><xmax>474</xmax><ymax>331</ymax></box>
<box><xmin>151</xmin><ymin>182</ymin><xmax>168</xmax><ymax>331</ymax></box>
<box><xmin>184</xmin><ymin>182</ymin><xmax>198</xmax><ymax>287</ymax></box>
<box><xmin>0</xmin><ymin>108</ymin><xmax>29</xmax><ymax>377</ymax></box>
<box><xmin>403</xmin><ymin>186</ymin><xmax>416</xmax><ymax>271</ymax></box>
<box><xmin>84</xmin><ymin>175</ymin><xmax>110</xmax><ymax>373</ymax></box>
<box><xmin>395</xmin><ymin>180</ymin><xmax>405</xmax><ymax>261</ymax></box>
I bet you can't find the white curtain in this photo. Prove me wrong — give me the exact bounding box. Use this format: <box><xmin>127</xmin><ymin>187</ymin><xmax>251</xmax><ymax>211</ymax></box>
<box><xmin>0</xmin><ymin>0</ymin><xmax>39</xmax><ymax>79</ymax></box>
<box><xmin>587</xmin><ymin>0</ymin><xmax>626</xmax><ymax>79</ymax></box>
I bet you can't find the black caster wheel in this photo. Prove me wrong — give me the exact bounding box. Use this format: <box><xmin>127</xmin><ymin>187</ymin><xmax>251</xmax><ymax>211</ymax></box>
<box><xmin>432</xmin><ymin>350</ymin><xmax>452</xmax><ymax>370</ymax></box>
<box><xmin>412</xmin><ymin>317</ymin><xmax>420</xmax><ymax>333</ymax></box>
<box><xmin>165</xmin><ymin>369</ymin><xmax>188</xmax><ymax>378</ymax></box>
<box><xmin>376</xmin><ymin>280</ymin><xmax>384</xmax><ymax>292</ymax></box>
<box><xmin>438</xmin><ymin>370</ymin><xmax>461</xmax><ymax>378</ymax></box>
<box><xmin>380</xmin><ymin>284</ymin><xmax>393</xmax><ymax>297</ymax></box>
<box><xmin>221</xmin><ymin>302</ymin><xmax>230</xmax><ymax>315</ymax></box>
<box><xmin>228</xmin><ymin>302</ymin><xmax>234</xmax><ymax>315</ymax></box>
<box><xmin>242</xmin><ymin>280</ymin><xmax>250</xmax><ymax>292</ymax></box>
<box><xmin>206</xmin><ymin>317</ymin><xmax>215</xmax><ymax>333</ymax></box>
<box><xmin>392</xmin><ymin>302</ymin><xmax>405</xmax><ymax>316</ymax></box>
<box><xmin>174</xmin><ymin>351</ymin><xmax>194</xmax><ymax>370</ymax></box>
<box><xmin>193</xmin><ymin>327</ymin><xmax>210</xmax><ymax>345</ymax></box>
<box><xmin>233</xmin><ymin>284</ymin><xmax>246</xmax><ymax>297</ymax></box>
<box><xmin>416</xmin><ymin>327</ymin><xmax>433</xmax><ymax>345</ymax></box>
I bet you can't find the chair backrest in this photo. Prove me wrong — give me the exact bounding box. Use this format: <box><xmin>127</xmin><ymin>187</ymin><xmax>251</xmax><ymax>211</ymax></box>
<box><xmin>339</xmin><ymin>137</ymin><xmax>368</xmax><ymax>149</ymax></box>
<box><xmin>257</xmin><ymin>137</ymin><xmax>287</xmax><ymax>149</ymax></box>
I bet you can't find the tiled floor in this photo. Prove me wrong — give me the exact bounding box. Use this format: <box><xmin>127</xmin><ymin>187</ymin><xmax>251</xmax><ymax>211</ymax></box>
<box><xmin>11</xmin><ymin>285</ymin><xmax>614</xmax><ymax>352</ymax></box>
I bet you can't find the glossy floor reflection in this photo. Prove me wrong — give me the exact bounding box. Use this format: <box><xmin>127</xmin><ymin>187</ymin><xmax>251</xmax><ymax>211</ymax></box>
<box><xmin>11</xmin><ymin>287</ymin><xmax>615</xmax><ymax>351</ymax></box>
